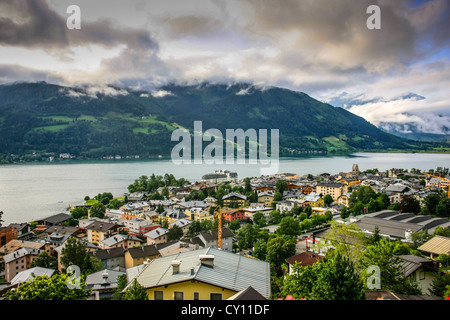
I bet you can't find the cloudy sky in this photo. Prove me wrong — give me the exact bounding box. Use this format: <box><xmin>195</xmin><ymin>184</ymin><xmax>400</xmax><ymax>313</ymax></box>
<box><xmin>0</xmin><ymin>0</ymin><xmax>449</xmax><ymax>133</ymax></box>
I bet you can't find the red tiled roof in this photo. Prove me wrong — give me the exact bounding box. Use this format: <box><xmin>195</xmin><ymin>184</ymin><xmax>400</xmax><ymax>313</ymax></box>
<box><xmin>285</xmin><ymin>251</ymin><xmax>323</xmax><ymax>267</ymax></box>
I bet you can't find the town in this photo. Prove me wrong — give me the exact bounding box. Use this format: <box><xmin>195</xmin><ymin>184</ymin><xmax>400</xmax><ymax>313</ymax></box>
<box><xmin>0</xmin><ymin>165</ymin><xmax>449</xmax><ymax>301</ymax></box>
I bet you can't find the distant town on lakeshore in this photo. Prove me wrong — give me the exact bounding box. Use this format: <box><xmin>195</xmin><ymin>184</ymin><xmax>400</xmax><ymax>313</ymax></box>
<box><xmin>0</xmin><ymin>164</ymin><xmax>449</xmax><ymax>301</ymax></box>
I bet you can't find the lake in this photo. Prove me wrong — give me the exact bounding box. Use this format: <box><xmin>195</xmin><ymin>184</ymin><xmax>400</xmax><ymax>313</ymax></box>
<box><xmin>0</xmin><ymin>152</ymin><xmax>449</xmax><ymax>225</ymax></box>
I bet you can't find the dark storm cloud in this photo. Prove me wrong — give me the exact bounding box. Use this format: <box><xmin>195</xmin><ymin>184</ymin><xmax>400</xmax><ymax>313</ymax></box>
<box><xmin>0</xmin><ymin>64</ymin><xmax>63</xmax><ymax>83</ymax></box>
<box><xmin>0</xmin><ymin>0</ymin><xmax>158</xmax><ymax>51</ymax></box>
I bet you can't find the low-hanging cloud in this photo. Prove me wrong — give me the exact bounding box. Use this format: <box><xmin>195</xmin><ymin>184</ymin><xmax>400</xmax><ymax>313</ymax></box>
<box><xmin>0</xmin><ymin>0</ymin><xmax>449</xmax><ymax>135</ymax></box>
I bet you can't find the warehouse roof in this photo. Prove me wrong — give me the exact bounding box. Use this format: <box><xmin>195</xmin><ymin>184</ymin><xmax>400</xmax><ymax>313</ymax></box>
<box><xmin>418</xmin><ymin>236</ymin><xmax>450</xmax><ymax>256</ymax></box>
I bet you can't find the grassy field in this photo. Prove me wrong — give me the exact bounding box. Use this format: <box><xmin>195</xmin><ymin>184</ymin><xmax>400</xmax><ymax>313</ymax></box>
<box><xmin>34</xmin><ymin>114</ymin><xmax>182</xmax><ymax>135</ymax></box>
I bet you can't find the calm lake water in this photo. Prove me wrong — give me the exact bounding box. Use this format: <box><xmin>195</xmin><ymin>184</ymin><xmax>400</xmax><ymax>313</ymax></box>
<box><xmin>0</xmin><ymin>152</ymin><xmax>449</xmax><ymax>225</ymax></box>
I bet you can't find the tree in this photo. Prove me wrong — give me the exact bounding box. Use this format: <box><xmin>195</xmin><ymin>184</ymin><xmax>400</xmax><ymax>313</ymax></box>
<box><xmin>30</xmin><ymin>251</ymin><xmax>55</xmax><ymax>269</ymax></box>
<box><xmin>273</xmin><ymin>192</ymin><xmax>283</xmax><ymax>202</ymax></box>
<box><xmin>281</xmin><ymin>251</ymin><xmax>365</xmax><ymax>300</ymax></box>
<box><xmin>123</xmin><ymin>278</ymin><xmax>148</xmax><ymax>300</ymax></box>
<box><xmin>186</xmin><ymin>220</ymin><xmax>202</xmax><ymax>237</ymax></box>
<box><xmin>112</xmin><ymin>274</ymin><xmax>128</xmax><ymax>300</ymax></box>
<box><xmin>275</xmin><ymin>179</ymin><xmax>287</xmax><ymax>195</ymax></box>
<box><xmin>253</xmin><ymin>212</ymin><xmax>266</xmax><ymax>228</ymax></box>
<box><xmin>340</xmin><ymin>206</ymin><xmax>349</xmax><ymax>219</ymax></box>
<box><xmin>61</xmin><ymin>238</ymin><xmax>88</xmax><ymax>272</ymax></box>
<box><xmin>360</xmin><ymin>239</ymin><xmax>421</xmax><ymax>295</ymax></box>
<box><xmin>228</xmin><ymin>220</ymin><xmax>241</xmax><ymax>232</ymax></box>
<box><xmin>304</xmin><ymin>205</ymin><xmax>312</xmax><ymax>218</ymax></box>
<box><xmin>108</xmin><ymin>198</ymin><xmax>124</xmax><ymax>210</ymax></box>
<box><xmin>312</xmin><ymin>251</ymin><xmax>366</xmax><ymax>300</ymax></box>
<box><xmin>318</xmin><ymin>221</ymin><xmax>366</xmax><ymax>265</ymax></box>
<box><xmin>409</xmin><ymin>229</ymin><xmax>432</xmax><ymax>250</ymax></box>
<box><xmin>2</xmin><ymin>274</ymin><xmax>90</xmax><ymax>300</ymax></box>
<box><xmin>281</xmin><ymin>263</ymin><xmax>318</xmax><ymax>300</ymax></box>
<box><xmin>323</xmin><ymin>194</ymin><xmax>333</xmax><ymax>206</ymax></box>
<box><xmin>365</xmin><ymin>225</ymin><xmax>382</xmax><ymax>246</ymax></box>
<box><xmin>399</xmin><ymin>196</ymin><xmax>421</xmax><ymax>215</ymax></box>
<box><xmin>429</xmin><ymin>274</ymin><xmax>450</xmax><ymax>298</ymax></box>
<box><xmin>269</xmin><ymin>210</ymin><xmax>282</xmax><ymax>224</ymax></box>
<box><xmin>266</xmin><ymin>235</ymin><xmax>296</xmax><ymax>267</ymax></box>
<box><xmin>244</xmin><ymin>177</ymin><xmax>252</xmax><ymax>193</ymax></box>
<box><xmin>253</xmin><ymin>239</ymin><xmax>268</xmax><ymax>261</ymax></box>
<box><xmin>436</xmin><ymin>197</ymin><xmax>450</xmax><ymax>218</ymax></box>
<box><xmin>168</xmin><ymin>225</ymin><xmax>183</xmax><ymax>241</ymax></box>
<box><xmin>376</xmin><ymin>193</ymin><xmax>390</xmax><ymax>210</ymax></box>
<box><xmin>276</xmin><ymin>216</ymin><xmax>300</xmax><ymax>237</ymax></box>
<box><xmin>61</xmin><ymin>238</ymin><xmax>101</xmax><ymax>275</ymax></box>
<box><xmin>425</xmin><ymin>193</ymin><xmax>441</xmax><ymax>215</ymax></box>
<box><xmin>71</xmin><ymin>206</ymin><xmax>88</xmax><ymax>219</ymax></box>
<box><xmin>89</xmin><ymin>202</ymin><xmax>106</xmax><ymax>219</ymax></box>
<box><xmin>161</xmin><ymin>186</ymin><xmax>169</xmax><ymax>199</ymax></box>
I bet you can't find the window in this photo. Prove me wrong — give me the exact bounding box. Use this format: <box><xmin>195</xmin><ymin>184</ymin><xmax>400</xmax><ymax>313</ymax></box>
<box><xmin>419</xmin><ymin>270</ymin><xmax>425</xmax><ymax>280</ymax></box>
<box><xmin>210</xmin><ymin>293</ymin><xmax>222</xmax><ymax>300</ymax></box>
<box><xmin>154</xmin><ymin>291</ymin><xmax>164</xmax><ymax>300</ymax></box>
<box><xmin>174</xmin><ymin>291</ymin><xmax>184</xmax><ymax>300</ymax></box>
<box><xmin>193</xmin><ymin>292</ymin><xmax>200</xmax><ymax>300</ymax></box>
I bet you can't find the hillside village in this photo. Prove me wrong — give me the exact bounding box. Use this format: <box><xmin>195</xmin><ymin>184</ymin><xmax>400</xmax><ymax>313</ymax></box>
<box><xmin>0</xmin><ymin>165</ymin><xmax>449</xmax><ymax>301</ymax></box>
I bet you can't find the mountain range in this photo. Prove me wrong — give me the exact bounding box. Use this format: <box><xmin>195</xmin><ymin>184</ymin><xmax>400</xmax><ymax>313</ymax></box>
<box><xmin>0</xmin><ymin>81</ymin><xmax>446</xmax><ymax>163</ymax></box>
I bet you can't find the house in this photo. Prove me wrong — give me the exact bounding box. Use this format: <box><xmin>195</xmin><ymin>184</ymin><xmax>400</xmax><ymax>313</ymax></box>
<box><xmin>159</xmin><ymin>209</ymin><xmax>189</xmax><ymax>224</ymax></box>
<box><xmin>124</xmin><ymin>244</ymin><xmax>162</xmax><ymax>268</ymax></box>
<box><xmin>285</xmin><ymin>251</ymin><xmax>323</xmax><ymax>275</ymax></box>
<box><xmin>299</xmin><ymin>192</ymin><xmax>325</xmax><ymax>208</ymax></box>
<box><xmin>186</xmin><ymin>207</ymin><xmax>214</xmax><ymax>223</ymax></box>
<box><xmin>257</xmin><ymin>191</ymin><xmax>275</xmax><ymax>203</ymax></box>
<box><xmin>0</xmin><ymin>226</ymin><xmax>18</xmax><ymax>247</ymax></box>
<box><xmin>222</xmin><ymin>192</ymin><xmax>247</xmax><ymax>208</ymax></box>
<box><xmin>101</xmin><ymin>234</ymin><xmax>143</xmax><ymax>250</ymax></box>
<box><xmin>292</xmin><ymin>184</ymin><xmax>314</xmax><ymax>195</ymax></box>
<box><xmin>276</xmin><ymin>200</ymin><xmax>299</xmax><ymax>213</ymax></box>
<box><xmin>92</xmin><ymin>247</ymin><xmax>126</xmax><ymax>271</ymax></box>
<box><xmin>46</xmin><ymin>231</ymin><xmax>73</xmax><ymax>247</ymax></box>
<box><xmin>337</xmin><ymin>193</ymin><xmax>352</xmax><ymax>207</ymax></box>
<box><xmin>241</xmin><ymin>205</ymin><xmax>273</xmax><ymax>220</ymax></box>
<box><xmin>126</xmin><ymin>247</ymin><xmax>271</xmax><ymax>300</ymax></box>
<box><xmin>121</xmin><ymin>218</ymin><xmax>159</xmax><ymax>237</ymax></box>
<box><xmin>202</xmin><ymin>170</ymin><xmax>238</xmax><ymax>183</ymax></box>
<box><xmin>145</xmin><ymin>227</ymin><xmax>170</xmax><ymax>245</ymax></box>
<box><xmin>33</xmin><ymin>213</ymin><xmax>71</xmax><ymax>227</ymax></box>
<box><xmin>338</xmin><ymin>177</ymin><xmax>361</xmax><ymax>187</ymax></box>
<box><xmin>282</xmin><ymin>190</ymin><xmax>303</xmax><ymax>200</ymax></box>
<box><xmin>383</xmin><ymin>183</ymin><xmax>410</xmax><ymax>204</ymax></box>
<box><xmin>353</xmin><ymin>210</ymin><xmax>450</xmax><ymax>241</ymax></box>
<box><xmin>127</xmin><ymin>192</ymin><xmax>147</xmax><ymax>202</ymax></box>
<box><xmin>7</xmin><ymin>223</ymin><xmax>30</xmax><ymax>239</ymax></box>
<box><xmin>418</xmin><ymin>236</ymin><xmax>450</xmax><ymax>259</ymax></box>
<box><xmin>316</xmin><ymin>183</ymin><xmax>347</xmax><ymax>201</ymax></box>
<box><xmin>204</xmin><ymin>196</ymin><xmax>218</xmax><ymax>205</ymax></box>
<box><xmin>226</xmin><ymin>286</ymin><xmax>268</xmax><ymax>300</ymax></box>
<box><xmin>2</xmin><ymin>267</ymin><xmax>56</xmax><ymax>294</ymax></box>
<box><xmin>85</xmin><ymin>221</ymin><xmax>122</xmax><ymax>245</ymax></box>
<box><xmin>0</xmin><ymin>239</ymin><xmax>51</xmax><ymax>256</ymax></box>
<box><xmin>86</xmin><ymin>269</ymin><xmax>126</xmax><ymax>300</ymax></box>
<box><xmin>222</xmin><ymin>208</ymin><xmax>246</xmax><ymax>222</ymax></box>
<box><xmin>3</xmin><ymin>248</ymin><xmax>42</xmax><ymax>282</ymax></box>
<box><xmin>169</xmin><ymin>219</ymin><xmax>192</xmax><ymax>235</ymax></box>
<box><xmin>197</xmin><ymin>228</ymin><xmax>234</xmax><ymax>252</ymax></box>
<box><xmin>398</xmin><ymin>255</ymin><xmax>440</xmax><ymax>295</ymax></box>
